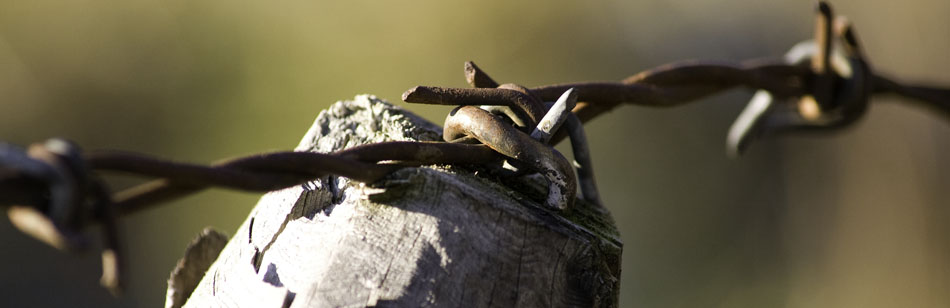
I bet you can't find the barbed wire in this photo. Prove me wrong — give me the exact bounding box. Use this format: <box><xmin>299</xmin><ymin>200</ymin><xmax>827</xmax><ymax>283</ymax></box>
<box><xmin>0</xmin><ymin>1</ymin><xmax>947</xmax><ymax>295</ymax></box>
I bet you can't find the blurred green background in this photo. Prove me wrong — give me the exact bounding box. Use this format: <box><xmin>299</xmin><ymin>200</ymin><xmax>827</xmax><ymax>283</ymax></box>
<box><xmin>1</xmin><ymin>0</ymin><xmax>948</xmax><ymax>307</ymax></box>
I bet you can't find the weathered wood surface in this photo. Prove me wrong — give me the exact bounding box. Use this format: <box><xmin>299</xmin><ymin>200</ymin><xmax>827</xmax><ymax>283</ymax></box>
<box><xmin>172</xmin><ymin>95</ymin><xmax>622</xmax><ymax>307</ymax></box>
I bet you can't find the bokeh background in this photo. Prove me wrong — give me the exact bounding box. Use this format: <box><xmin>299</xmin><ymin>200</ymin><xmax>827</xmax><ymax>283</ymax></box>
<box><xmin>1</xmin><ymin>0</ymin><xmax>948</xmax><ymax>307</ymax></box>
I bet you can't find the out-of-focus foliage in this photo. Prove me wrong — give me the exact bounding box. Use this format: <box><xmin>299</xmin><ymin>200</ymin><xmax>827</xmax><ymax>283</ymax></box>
<box><xmin>0</xmin><ymin>1</ymin><xmax>947</xmax><ymax>307</ymax></box>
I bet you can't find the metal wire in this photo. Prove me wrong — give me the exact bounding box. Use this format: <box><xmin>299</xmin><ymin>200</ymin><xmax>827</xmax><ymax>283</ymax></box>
<box><xmin>0</xmin><ymin>1</ymin><xmax>947</xmax><ymax>295</ymax></box>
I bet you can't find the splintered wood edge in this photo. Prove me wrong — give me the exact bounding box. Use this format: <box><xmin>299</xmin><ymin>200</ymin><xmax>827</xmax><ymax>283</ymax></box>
<box><xmin>166</xmin><ymin>228</ymin><xmax>229</xmax><ymax>308</ymax></box>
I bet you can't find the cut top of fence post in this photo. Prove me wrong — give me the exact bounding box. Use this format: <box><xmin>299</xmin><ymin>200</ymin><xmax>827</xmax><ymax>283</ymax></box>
<box><xmin>175</xmin><ymin>95</ymin><xmax>622</xmax><ymax>308</ymax></box>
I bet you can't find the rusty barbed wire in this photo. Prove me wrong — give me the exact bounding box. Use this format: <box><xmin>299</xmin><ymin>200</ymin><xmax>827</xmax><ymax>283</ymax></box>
<box><xmin>0</xmin><ymin>1</ymin><xmax>947</xmax><ymax>295</ymax></box>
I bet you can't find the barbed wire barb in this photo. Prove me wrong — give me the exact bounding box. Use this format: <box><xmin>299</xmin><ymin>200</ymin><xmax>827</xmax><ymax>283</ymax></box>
<box><xmin>0</xmin><ymin>0</ymin><xmax>946</xmax><ymax>295</ymax></box>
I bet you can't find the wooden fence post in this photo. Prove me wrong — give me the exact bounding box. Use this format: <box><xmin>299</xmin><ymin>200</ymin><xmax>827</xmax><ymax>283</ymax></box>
<box><xmin>168</xmin><ymin>95</ymin><xmax>622</xmax><ymax>308</ymax></box>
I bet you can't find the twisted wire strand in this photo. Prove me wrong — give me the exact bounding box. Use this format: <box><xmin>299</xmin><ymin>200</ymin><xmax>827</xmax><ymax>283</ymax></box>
<box><xmin>0</xmin><ymin>0</ymin><xmax>948</xmax><ymax>295</ymax></box>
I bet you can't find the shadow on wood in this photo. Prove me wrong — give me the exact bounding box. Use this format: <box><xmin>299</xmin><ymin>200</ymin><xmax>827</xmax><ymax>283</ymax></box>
<box><xmin>169</xmin><ymin>95</ymin><xmax>622</xmax><ymax>308</ymax></box>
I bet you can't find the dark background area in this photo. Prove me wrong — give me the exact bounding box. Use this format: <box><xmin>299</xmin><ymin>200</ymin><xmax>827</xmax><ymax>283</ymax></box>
<box><xmin>1</xmin><ymin>1</ymin><xmax>948</xmax><ymax>307</ymax></box>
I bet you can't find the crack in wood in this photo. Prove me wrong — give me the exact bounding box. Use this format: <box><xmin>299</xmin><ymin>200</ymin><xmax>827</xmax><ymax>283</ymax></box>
<box><xmin>248</xmin><ymin>217</ymin><xmax>254</xmax><ymax>244</ymax></box>
<box><xmin>281</xmin><ymin>291</ymin><xmax>296</xmax><ymax>308</ymax></box>
<box><xmin>251</xmin><ymin>248</ymin><xmax>262</xmax><ymax>274</ymax></box>
<box><xmin>262</xmin><ymin>263</ymin><xmax>283</xmax><ymax>287</ymax></box>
